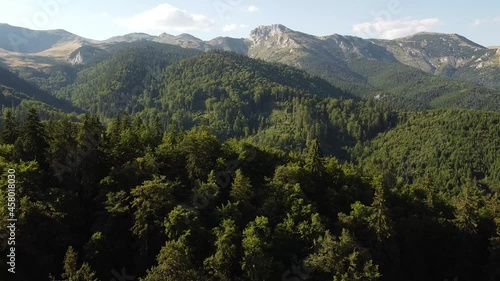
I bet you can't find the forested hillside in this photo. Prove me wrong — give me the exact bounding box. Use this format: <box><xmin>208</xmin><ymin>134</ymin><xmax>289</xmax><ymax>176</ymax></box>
<box><xmin>0</xmin><ymin>66</ymin><xmax>79</xmax><ymax>115</ymax></box>
<box><xmin>355</xmin><ymin>109</ymin><xmax>500</xmax><ymax>191</ymax></box>
<box><xmin>345</xmin><ymin>59</ymin><xmax>500</xmax><ymax>111</ymax></box>
<box><xmin>0</xmin><ymin>108</ymin><xmax>498</xmax><ymax>281</ymax></box>
<box><xmin>0</xmin><ymin>40</ymin><xmax>498</xmax><ymax>281</ymax></box>
<box><xmin>55</xmin><ymin>42</ymin><xmax>201</xmax><ymax>117</ymax></box>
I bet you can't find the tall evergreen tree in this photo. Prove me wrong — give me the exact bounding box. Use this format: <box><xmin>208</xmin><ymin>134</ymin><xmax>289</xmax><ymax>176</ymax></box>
<box><xmin>1</xmin><ymin>109</ymin><xmax>19</xmax><ymax>144</ymax></box>
<box><xmin>62</xmin><ymin>246</ymin><xmax>78</xmax><ymax>281</ymax></box>
<box><xmin>229</xmin><ymin>169</ymin><xmax>253</xmax><ymax>205</ymax></box>
<box><xmin>454</xmin><ymin>179</ymin><xmax>482</xmax><ymax>234</ymax></box>
<box><xmin>306</xmin><ymin>139</ymin><xmax>324</xmax><ymax>175</ymax></box>
<box><xmin>369</xmin><ymin>176</ymin><xmax>393</xmax><ymax>242</ymax></box>
<box><xmin>16</xmin><ymin>108</ymin><xmax>48</xmax><ymax>168</ymax></box>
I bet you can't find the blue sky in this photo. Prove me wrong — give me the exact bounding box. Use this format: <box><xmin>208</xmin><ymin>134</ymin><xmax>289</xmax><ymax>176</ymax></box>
<box><xmin>1</xmin><ymin>0</ymin><xmax>500</xmax><ymax>46</ymax></box>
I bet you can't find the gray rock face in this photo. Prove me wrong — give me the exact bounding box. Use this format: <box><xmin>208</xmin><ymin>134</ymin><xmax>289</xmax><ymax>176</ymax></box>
<box><xmin>69</xmin><ymin>51</ymin><xmax>84</xmax><ymax>65</ymax></box>
<box><xmin>249</xmin><ymin>24</ymin><xmax>293</xmax><ymax>46</ymax></box>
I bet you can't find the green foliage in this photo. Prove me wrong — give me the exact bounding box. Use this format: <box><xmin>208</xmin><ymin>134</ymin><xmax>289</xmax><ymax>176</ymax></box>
<box><xmin>140</xmin><ymin>236</ymin><xmax>199</xmax><ymax>281</ymax></box>
<box><xmin>306</xmin><ymin>139</ymin><xmax>325</xmax><ymax>175</ymax></box>
<box><xmin>0</xmin><ymin>66</ymin><xmax>79</xmax><ymax>114</ymax></box>
<box><xmin>61</xmin><ymin>246</ymin><xmax>98</xmax><ymax>281</ymax></box>
<box><xmin>346</xmin><ymin>58</ymin><xmax>500</xmax><ymax>111</ymax></box>
<box><xmin>55</xmin><ymin>42</ymin><xmax>200</xmax><ymax>117</ymax></box>
<box><xmin>0</xmin><ymin>47</ymin><xmax>499</xmax><ymax>281</ymax></box>
<box><xmin>242</xmin><ymin>216</ymin><xmax>273</xmax><ymax>281</ymax></box>
<box><xmin>453</xmin><ymin>179</ymin><xmax>483</xmax><ymax>234</ymax></box>
<box><xmin>15</xmin><ymin>108</ymin><xmax>50</xmax><ymax>173</ymax></box>
<box><xmin>357</xmin><ymin>109</ymin><xmax>500</xmax><ymax>190</ymax></box>
<box><xmin>204</xmin><ymin>219</ymin><xmax>239</xmax><ymax>281</ymax></box>
<box><xmin>305</xmin><ymin>229</ymin><xmax>381</xmax><ymax>281</ymax></box>
<box><xmin>131</xmin><ymin>176</ymin><xmax>177</xmax><ymax>238</ymax></box>
<box><xmin>229</xmin><ymin>169</ymin><xmax>253</xmax><ymax>205</ymax></box>
<box><xmin>181</xmin><ymin>127</ymin><xmax>221</xmax><ymax>181</ymax></box>
<box><xmin>62</xmin><ymin>246</ymin><xmax>78</xmax><ymax>280</ymax></box>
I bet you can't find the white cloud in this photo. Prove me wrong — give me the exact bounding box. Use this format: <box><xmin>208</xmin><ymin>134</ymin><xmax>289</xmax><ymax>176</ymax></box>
<box><xmin>222</xmin><ymin>24</ymin><xmax>250</xmax><ymax>32</ymax></box>
<box><xmin>248</xmin><ymin>6</ymin><xmax>260</xmax><ymax>13</ymax></box>
<box><xmin>116</xmin><ymin>3</ymin><xmax>215</xmax><ymax>32</ymax></box>
<box><xmin>223</xmin><ymin>24</ymin><xmax>237</xmax><ymax>32</ymax></box>
<box><xmin>473</xmin><ymin>16</ymin><xmax>500</xmax><ymax>26</ymax></box>
<box><xmin>474</xmin><ymin>19</ymin><xmax>488</xmax><ymax>26</ymax></box>
<box><xmin>353</xmin><ymin>18</ymin><xmax>442</xmax><ymax>39</ymax></box>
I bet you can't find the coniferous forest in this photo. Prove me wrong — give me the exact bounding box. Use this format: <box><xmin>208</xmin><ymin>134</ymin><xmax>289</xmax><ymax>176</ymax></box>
<box><xmin>0</xmin><ymin>45</ymin><xmax>499</xmax><ymax>281</ymax></box>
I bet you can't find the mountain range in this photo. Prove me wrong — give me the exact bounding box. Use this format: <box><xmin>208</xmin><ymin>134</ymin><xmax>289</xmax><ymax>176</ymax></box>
<box><xmin>1</xmin><ymin>23</ymin><xmax>500</xmax><ymax>281</ymax></box>
<box><xmin>2</xmin><ymin>23</ymin><xmax>499</xmax><ymax>82</ymax></box>
<box><xmin>1</xmin><ymin>23</ymin><xmax>500</xmax><ymax>112</ymax></box>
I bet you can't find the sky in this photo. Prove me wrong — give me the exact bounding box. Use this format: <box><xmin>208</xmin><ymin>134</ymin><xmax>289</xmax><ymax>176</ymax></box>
<box><xmin>1</xmin><ymin>0</ymin><xmax>499</xmax><ymax>46</ymax></box>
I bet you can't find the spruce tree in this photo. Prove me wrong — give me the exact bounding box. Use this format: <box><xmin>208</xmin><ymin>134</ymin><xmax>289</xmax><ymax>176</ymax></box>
<box><xmin>1</xmin><ymin>109</ymin><xmax>18</xmax><ymax>144</ymax></box>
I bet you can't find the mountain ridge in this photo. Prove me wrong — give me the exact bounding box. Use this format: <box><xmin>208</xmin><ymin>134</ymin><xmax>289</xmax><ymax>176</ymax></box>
<box><xmin>2</xmin><ymin>23</ymin><xmax>500</xmax><ymax>110</ymax></box>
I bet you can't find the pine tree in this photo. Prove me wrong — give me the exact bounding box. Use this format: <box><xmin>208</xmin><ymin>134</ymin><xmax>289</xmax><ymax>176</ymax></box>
<box><xmin>230</xmin><ymin>169</ymin><xmax>253</xmax><ymax>204</ymax></box>
<box><xmin>17</xmin><ymin>108</ymin><xmax>48</xmax><ymax>168</ymax></box>
<box><xmin>76</xmin><ymin>263</ymin><xmax>98</xmax><ymax>281</ymax></box>
<box><xmin>454</xmin><ymin>179</ymin><xmax>481</xmax><ymax>234</ymax></box>
<box><xmin>306</xmin><ymin>139</ymin><xmax>324</xmax><ymax>175</ymax></box>
<box><xmin>62</xmin><ymin>246</ymin><xmax>78</xmax><ymax>280</ymax></box>
<box><xmin>369</xmin><ymin>176</ymin><xmax>393</xmax><ymax>242</ymax></box>
<box><xmin>1</xmin><ymin>109</ymin><xmax>19</xmax><ymax>144</ymax></box>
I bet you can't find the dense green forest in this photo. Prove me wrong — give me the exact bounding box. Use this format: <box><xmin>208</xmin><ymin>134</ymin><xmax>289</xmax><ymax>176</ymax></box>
<box><xmin>0</xmin><ymin>66</ymin><xmax>78</xmax><ymax>114</ymax></box>
<box><xmin>0</xmin><ymin>46</ymin><xmax>499</xmax><ymax>281</ymax></box>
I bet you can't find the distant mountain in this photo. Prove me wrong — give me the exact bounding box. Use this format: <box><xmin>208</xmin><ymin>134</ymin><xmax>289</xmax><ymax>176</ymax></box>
<box><xmin>0</xmin><ymin>23</ymin><xmax>90</xmax><ymax>53</ymax></box>
<box><xmin>0</xmin><ymin>24</ymin><xmax>249</xmax><ymax>67</ymax></box>
<box><xmin>206</xmin><ymin>37</ymin><xmax>249</xmax><ymax>54</ymax></box>
<box><xmin>103</xmin><ymin>31</ymin><xmax>249</xmax><ymax>54</ymax></box>
<box><xmin>242</xmin><ymin>25</ymin><xmax>500</xmax><ymax>110</ymax></box>
<box><xmin>0</xmin><ymin>23</ymin><xmax>96</xmax><ymax>68</ymax></box>
<box><xmin>103</xmin><ymin>33</ymin><xmax>156</xmax><ymax>44</ymax></box>
<box><xmin>371</xmin><ymin>32</ymin><xmax>488</xmax><ymax>74</ymax></box>
<box><xmin>101</xmin><ymin>25</ymin><xmax>500</xmax><ymax>107</ymax></box>
<box><xmin>244</xmin><ymin>26</ymin><xmax>500</xmax><ymax>93</ymax></box>
<box><xmin>371</xmin><ymin>32</ymin><xmax>500</xmax><ymax>90</ymax></box>
<box><xmin>2</xmin><ymin>23</ymin><xmax>500</xmax><ymax>111</ymax></box>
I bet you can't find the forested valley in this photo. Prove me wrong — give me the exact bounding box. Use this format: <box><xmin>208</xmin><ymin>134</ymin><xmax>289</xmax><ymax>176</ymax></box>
<box><xmin>0</xmin><ymin>44</ymin><xmax>499</xmax><ymax>281</ymax></box>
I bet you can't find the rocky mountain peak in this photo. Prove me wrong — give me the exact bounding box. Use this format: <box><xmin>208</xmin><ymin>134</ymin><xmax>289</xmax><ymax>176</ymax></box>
<box><xmin>249</xmin><ymin>24</ymin><xmax>297</xmax><ymax>47</ymax></box>
<box><xmin>251</xmin><ymin>24</ymin><xmax>289</xmax><ymax>35</ymax></box>
<box><xmin>397</xmin><ymin>32</ymin><xmax>486</xmax><ymax>49</ymax></box>
<box><xmin>177</xmin><ymin>33</ymin><xmax>203</xmax><ymax>42</ymax></box>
